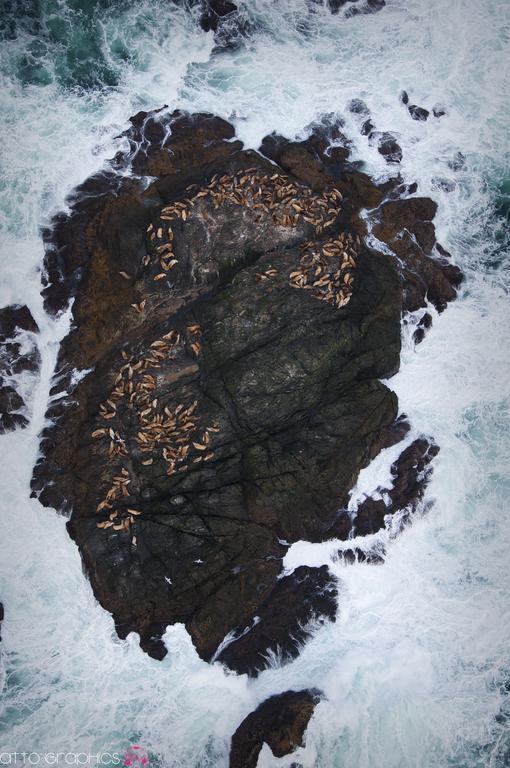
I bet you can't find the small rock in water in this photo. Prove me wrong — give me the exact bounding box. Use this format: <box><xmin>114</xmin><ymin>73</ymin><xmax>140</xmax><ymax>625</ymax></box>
<box><xmin>408</xmin><ymin>104</ymin><xmax>429</xmax><ymax>121</ymax></box>
<box><xmin>413</xmin><ymin>311</ymin><xmax>433</xmax><ymax>344</ymax></box>
<box><xmin>361</xmin><ymin>118</ymin><xmax>375</xmax><ymax>136</ymax></box>
<box><xmin>348</xmin><ymin>98</ymin><xmax>370</xmax><ymax>116</ymax></box>
<box><xmin>377</xmin><ymin>132</ymin><xmax>403</xmax><ymax>164</ymax></box>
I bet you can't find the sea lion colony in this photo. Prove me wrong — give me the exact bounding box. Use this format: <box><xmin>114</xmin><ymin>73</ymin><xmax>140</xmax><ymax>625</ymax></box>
<box><xmin>92</xmin><ymin>325</ymin><xmax>219</xmax><ymax>541</ymax></box>
<box><xmin>92</xmin><ymin>167</ymin><xmax>361</xmax><ymax>541</ymax></box>
<box><xmin>143</xmin><ymin>168</ymin><xmax>359</xmax><ymax>309</ymax></box>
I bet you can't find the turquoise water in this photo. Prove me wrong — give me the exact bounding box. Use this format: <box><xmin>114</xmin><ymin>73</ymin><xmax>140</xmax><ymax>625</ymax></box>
<box><xmin>0</xmin><ymin>1</ymin><xmax>509</xmax><ymax>766</ymax></box>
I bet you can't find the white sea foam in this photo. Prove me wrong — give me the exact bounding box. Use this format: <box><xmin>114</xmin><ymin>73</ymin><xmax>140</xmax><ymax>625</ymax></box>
<box><xmin>0</xmin><ymin>0</ymin><xmax>509</xmax><ymax>765</ymax></box>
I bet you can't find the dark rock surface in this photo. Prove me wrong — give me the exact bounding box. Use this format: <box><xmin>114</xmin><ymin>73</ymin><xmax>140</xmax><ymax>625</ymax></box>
<box><xmin>31</xmin><ymin>109</ymin><xmax>460</xmax><ymax>672</ymax></box>
<box><xmin>0</xmin><ymin>601</ymin><xmax>3</xmax><ymax>641</ymax></box>
<box><xmin>0</xmin><ymin>305</ymin><xmax>38</xmax><ymax>340</ymax></box>
<box><xmin>199</xmin><ymin>0</ymin><xmax>238</xmax><ymax>32</ymax></box>
<box><xmin>229</xmin><ymin>689</ymin><xmax>321</xmax><ymax>768</ymax></box>
<box><xmin>216</xmin><ymin>565</ymin><xmax>337</xmax><ymax>675</ymax></box>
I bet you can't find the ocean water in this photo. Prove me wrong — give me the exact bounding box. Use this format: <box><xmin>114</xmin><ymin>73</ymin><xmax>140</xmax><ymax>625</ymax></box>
<box><xmin>0</xmin><ymin>1</ymin><xmax>509</xmax><ymax>766</ymax></box>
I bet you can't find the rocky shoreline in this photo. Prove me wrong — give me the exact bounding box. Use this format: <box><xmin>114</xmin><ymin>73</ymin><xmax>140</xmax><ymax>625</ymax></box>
<box><xmin>24</xmin><ymin>108</ymin><xmax>461</xmax><ymax>761</ymax></box>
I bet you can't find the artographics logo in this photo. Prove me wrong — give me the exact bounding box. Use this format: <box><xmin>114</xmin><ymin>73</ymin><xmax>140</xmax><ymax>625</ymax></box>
<box><xmin>122</xmin><ymin>748</ymin><xmax>149</xmax><ymax>768</ymax></box>
<box><xmin>0</xmin><ymin>748</ymin><xmax>149</xmax><ymax>766</ymax></box>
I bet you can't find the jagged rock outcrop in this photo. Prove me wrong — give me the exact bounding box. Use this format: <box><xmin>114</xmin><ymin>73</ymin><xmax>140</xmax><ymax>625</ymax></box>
<box><xmin>344</xmin><ymin>438</ymin><xmax>440</xmax><ymax>538</ymax></box>
<box><xmin>31</xmin><ymin>109</ymin><xmax>460</xmax><ymax>671</ymax></box>
<box><xmin>229</xmin><ymin>689</ymin><xmax>321</xmax><ymax>768</ymax></box>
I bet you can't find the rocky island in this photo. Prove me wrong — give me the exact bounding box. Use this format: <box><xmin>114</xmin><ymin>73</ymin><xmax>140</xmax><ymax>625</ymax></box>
<box><xmin>27</xmin><ymin>108</ymin><xmax>461</xmax><ymax>763</ymax></box>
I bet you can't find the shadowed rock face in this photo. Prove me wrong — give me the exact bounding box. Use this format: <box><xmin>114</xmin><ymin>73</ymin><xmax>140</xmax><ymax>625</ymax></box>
<box><xmin>229</xmin><ymin>689</ymin><xmax>321</xmax><ymax>768</ymax></box>
<box><xmin>31</xmin><ymin>109</ymin><xmax>460</xmax><ymax>672</ymax></box>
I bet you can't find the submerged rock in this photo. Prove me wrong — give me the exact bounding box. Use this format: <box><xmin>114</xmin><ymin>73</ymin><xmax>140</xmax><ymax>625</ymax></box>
<box><xmin>30</xmin><ymin>109</ymin><xmax>461</xmax><ymax>671</ymax></box>
<box><xmin>229</xmin><ymin>689</ymin><xmax>321</xmax><ymax>768</ymax></box>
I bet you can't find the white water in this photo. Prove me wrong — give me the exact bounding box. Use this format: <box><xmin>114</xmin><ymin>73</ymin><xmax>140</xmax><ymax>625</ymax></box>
<box><xmin>0</xmin><ymin>0</ymin><xmax>509</xmax><ymax>766</ymax></box>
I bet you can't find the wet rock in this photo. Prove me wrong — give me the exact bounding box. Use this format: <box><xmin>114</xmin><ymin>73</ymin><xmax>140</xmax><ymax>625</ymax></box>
<box><xmin>408</xmin><ymin>104</ymin><xmax>429</xmax><ymax>122</ymax></box>
<box><xmin>376</xmin><ymin>132</ymin><xmax>403</xmax><ymax>164</ymax></box>
<box><xmin>0</xmin><ymin>304</ymin><xmax>39</xmax><ymax>378</ymax></box>
<box><xmin>345</xmin><ymin>0</ymin><xmax>386</xmax><ymax>16</ymax></box>
<box><xmin>361</xmin><ymin>118</ymin><xmax>374</xmax><ymax>136</ymax></box>
<box><xmin>433</xmin><ymin>105</ymin><xmax>447</xmax><ymax>118</ymax></box>
<box><xmin>372</xmin><ymin>196</ymin><xmax>462</xmax><ymax>312</ymax></box>
<box><xmin>400</xmin><ymin>90</ymin><xmax>409</xmax><ymax>105</ymax></box>
<box><xmin>413</xmin><ymin>311</ymin><xmax>432</xmax><ymax>344</ymax></box>
<box><xmin>338</xmin><ymin>547</ymin><xmax>385</xmax><ymax>564</ymax></box>
<box><xmin>436</xmin><ymin>243</ymin><xmax>450</xmax><ymax>259</ymax></box>
<box><xmin>199</xmin><ymin>0</ymin><xmax>238</xmax><ymax>32</ymax></box>
<box><xmin>0</xmin><ymin>384</ymin><xmax>28</xmax><ymax>433</ymax></box>
<box><xmin>198</xmin><ymin>0</ymin><xmax>257</xmax><ymax>52</ymax></box>
<box><xmin>348</xmin><ymin>98</ymin><xmax>369</xmax><ymax>116</ymax></box>
<box><xmin>0</xmin><ymin>305</ymin><xmax>38</xmax><ymax>340</ymax></box>
<box><xmin>229</xmin><ymin>689</ymin><xmax>321</xmax><ymax>768</ymax></box>
<box><xmin>0</xmin><ymin>602</ymin><xmax>3</xmax><ymax>641</ymax></box>
<box><xmin>215</xmin><ymin>565</ymin><xmax>337</xmax><ymax>676</ymax></box>
<box><xmin>348</xmin><ymin>438</ymin><xmax>440</xmax><ymax>537</ymax></box>
<box><xmin>375</xmin><ymin>197</ymin><xmax>438</xmax><ymax>251</ymax></box>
